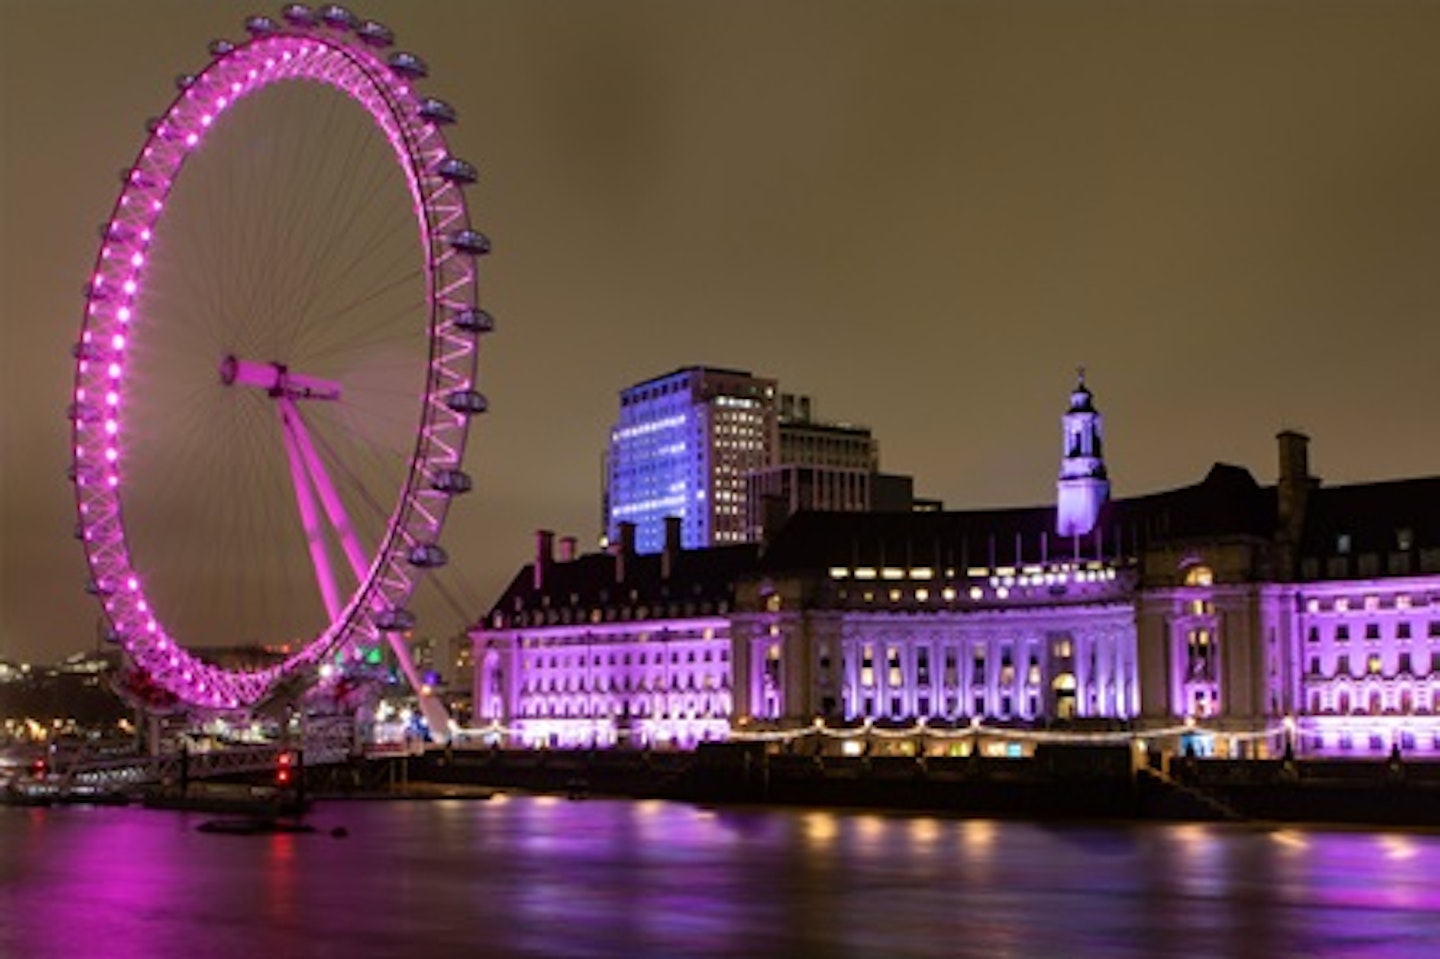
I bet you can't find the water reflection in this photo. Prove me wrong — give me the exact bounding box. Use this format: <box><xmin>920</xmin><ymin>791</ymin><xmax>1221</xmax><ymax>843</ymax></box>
<box><xmin>3</xmin><ymin>799</ymin><xmax>1440</xmax><ymax>958</ymax></box>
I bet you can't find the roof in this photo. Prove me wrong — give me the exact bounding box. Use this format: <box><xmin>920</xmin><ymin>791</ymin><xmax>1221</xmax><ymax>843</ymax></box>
<box><xmin>484</xmin><ymin>543</ymin><xmax>760</xmax><ymax>623</ymax></box>
<box><xmin>1298</xmin><ymin>475</ymin><xmax>1440</xmax><ymax>558</ymax></box>
<box><xmin>757</xmin><ymin>462</ymin><xmax>1278</xmax><ymax>573</ymax></box>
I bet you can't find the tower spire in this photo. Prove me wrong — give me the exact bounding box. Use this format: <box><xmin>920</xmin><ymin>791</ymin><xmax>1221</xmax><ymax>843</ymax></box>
<box><xmin>1056</xmin><ymin>368</ymin><xmax>1109</xmax><ymax>537</ymax></box>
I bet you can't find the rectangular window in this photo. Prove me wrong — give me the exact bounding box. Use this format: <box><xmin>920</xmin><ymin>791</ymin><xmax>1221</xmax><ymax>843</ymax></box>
<box><xmin>1337</xmin><ymin>654</ymin><xmax>1351</xmax><ymax>676</ymax></box>
<box><xmin>1399</xmin><ymin>652</ymin><xmax>1413</xmax><ymax>674</ymax></box>
<box><xmin>1336</xmin><ymin>625</ymin><xmax>1350</xmax><ymax>643</ymax></box>
<box><xmin>1367</xmin><ymin>654</ymin><xmax>1382</xmax><ymax>675</ymax></box>
<box><xmin>1398</xmin><ymin>622</ymin><xmax>1413</xmax><ymax>640</ymax></box>
<box><xmin>1365</xmin><ymin>623</ymin><xmax>1381</xmax><ymax>641</ymax></box>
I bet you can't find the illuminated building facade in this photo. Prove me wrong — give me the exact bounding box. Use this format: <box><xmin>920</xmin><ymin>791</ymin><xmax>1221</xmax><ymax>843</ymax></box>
<box><xmin>481</xmin><ymin>376</ymin><xmax>1440</xmax><ymax>757</ymax></box>
<box><xmin>604</xmin><ymin>366</ymin><xmax>777</xmax><ymax>552</ymax></box>
<box><xmin>474</xmin><ymin>522</ymin><xmax>745</xmax><ymax>748</ymax></box>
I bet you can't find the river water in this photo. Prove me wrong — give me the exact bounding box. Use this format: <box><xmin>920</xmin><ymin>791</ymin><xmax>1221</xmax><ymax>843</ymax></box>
<box><xmin>3</xmin><ymin>796</ymin><xmax>1439</xmax><ymax>958</ymax></box>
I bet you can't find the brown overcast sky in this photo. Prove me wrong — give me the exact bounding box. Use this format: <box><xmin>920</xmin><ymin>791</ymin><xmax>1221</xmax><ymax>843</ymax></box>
<box><xmin>5</xmin><ymin>1</ymin><xmax>1440</xmax><ymax>663</ymax></box>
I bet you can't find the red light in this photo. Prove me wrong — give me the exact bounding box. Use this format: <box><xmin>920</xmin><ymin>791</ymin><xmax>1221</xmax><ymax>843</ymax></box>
<box><xmin>276</xmin><ymin>751</ymin><xmax>293</xmax><ymax>785</ymax></box>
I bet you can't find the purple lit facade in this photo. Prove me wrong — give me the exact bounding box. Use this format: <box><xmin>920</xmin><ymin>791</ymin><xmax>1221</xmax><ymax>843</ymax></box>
<box><xmin>474</xmin><ymin>523</ymin><xmax>741</xmax><ymax>748</ymax></box>
<box><xmin>477</xmin><ymin>377</ymin><xmax>1440</xmax><ymax>758</ymax></box>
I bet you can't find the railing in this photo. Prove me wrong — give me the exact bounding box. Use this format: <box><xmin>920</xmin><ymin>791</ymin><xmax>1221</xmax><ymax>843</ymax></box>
<box><xmin>46</xmin><ymin>733</ymin><xmax>354</xmax><ymax>790</ymax></box>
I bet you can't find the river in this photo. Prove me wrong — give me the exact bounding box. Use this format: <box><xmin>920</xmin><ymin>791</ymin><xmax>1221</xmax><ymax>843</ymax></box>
<box><xmin>3</xmin><ymin>796</ymin><xmax>1439</xmax><ymax>958</ymax></box>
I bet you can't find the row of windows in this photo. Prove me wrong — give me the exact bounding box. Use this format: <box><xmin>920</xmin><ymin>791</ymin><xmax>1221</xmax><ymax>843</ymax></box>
<box><xmin>516</xmin><ymin>695</ymin><xmax>731</xmax><ymax>719</ymax></box>
<box><xmin>1301</xmin><ymin>551</ymin><xmax>1440</xmax><ymax>580</ymax></box>
<box><xmin>843</xmin><ymin>682</ymin><xmax>1130</xmax><ymax>722</ymax></box>
<box><xmin>1306</xmin><ymin>650</ymin><xmax>1440</xmax><ymax>677</ymax></box>
<box><xmin>1305</xmin><ymin>622</ymin><xmax>1440</xmax><ymax>642</ymax></box>
<box><xmin>1304</xmin><ymin>593</ymin><xmax>1435</xmax><ymax>614</ymax></box>
<box><xmin>1309</xmin><ymin>731</ymin><xmax>1438</xmax><ymax>752</ymax></box>
<box><xmin>1305</xmin><ymin>687</ymin><xmax>1434</xmax><ymax>715</ymax></box>
<box><xmin>523</xmin><ymin>647</ymin><xmax>727</xmax><ymax>669</ymax></box>
<box><xmin>523</xmin><ymin>673</ymin><xmax>728</xmax><ymax>694</ymax></box>
<box><xmin>503</xmin><ymin>601</ymin><xmax>731</xmax><ymax>627</ymax></box>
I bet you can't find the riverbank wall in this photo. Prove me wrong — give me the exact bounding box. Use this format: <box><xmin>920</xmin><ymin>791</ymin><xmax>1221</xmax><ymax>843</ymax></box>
<box><xmin>398</xmin><ymin>745</ymin><xmax>1440</xmax><ymax>827</ymax></box>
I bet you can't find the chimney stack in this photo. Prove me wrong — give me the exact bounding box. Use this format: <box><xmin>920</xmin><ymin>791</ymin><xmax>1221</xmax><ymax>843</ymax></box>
<box><xmin>1276</xmin><ymin>430</ymin><xmax>1313</xmax><ymax>579</ymax></box>
<box><xmin>557</xmin><ymin>536</ymin><xmax>578</xmax><ymax>563</ymax></box>
<box><xmin>533</xmin><ymin>529</ymin><xmax>555</xmax><ymax>590</ymax></box>
<box><xmin>662</xmin><ymin>516</ymin><xmax>682</xmax><ymax>579</ymax></box>
<box><xmin>614</xmin><ymin>521</ymin><xmax>636</xmax><ymax>583</ymax></box>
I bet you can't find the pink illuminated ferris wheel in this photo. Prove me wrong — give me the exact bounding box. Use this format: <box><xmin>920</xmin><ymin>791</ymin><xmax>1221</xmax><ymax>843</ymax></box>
<box><xmin>69</xmin><ymin>6</ymin><xmax>491</xmax><ymax>736</ymax></box>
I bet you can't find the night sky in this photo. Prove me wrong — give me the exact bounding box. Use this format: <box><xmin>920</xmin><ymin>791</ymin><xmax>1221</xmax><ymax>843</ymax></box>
<box><xmin>5</xmin><ymin>1</ymin><xmax>1440</xmax><ymax>664</ymax></box>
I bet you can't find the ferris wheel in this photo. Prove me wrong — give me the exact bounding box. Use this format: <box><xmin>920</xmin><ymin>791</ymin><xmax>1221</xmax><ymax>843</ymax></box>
<box><xmin>69</xmin><ymin>5</ymin><xmax>490</xmax><ymax>740</ymax></box>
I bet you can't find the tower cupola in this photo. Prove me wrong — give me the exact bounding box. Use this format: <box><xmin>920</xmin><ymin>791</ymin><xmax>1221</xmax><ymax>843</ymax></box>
<box><xmin>1056</xmin><ymin>368</ymin><xmax>1109</xmax><ymax>537</ymax></box>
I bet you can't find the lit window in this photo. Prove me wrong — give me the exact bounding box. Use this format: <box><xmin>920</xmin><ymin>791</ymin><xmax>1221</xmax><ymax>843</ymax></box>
<box><xmin>1183</xmin><ymin>565</ymin><xmax>1214</xmax><ymax>587</ymax></box>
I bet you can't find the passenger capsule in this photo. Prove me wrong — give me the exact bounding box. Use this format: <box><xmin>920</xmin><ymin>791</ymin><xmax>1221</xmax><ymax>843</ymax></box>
<box><xmin>245</xmin><ymin>15</ymin><xmax>280</xmax><ymax>36</ymax></box>
<box><xmin>436</xmin><ymin>156</ymin><xmax>477</xmax><ymax>185</ymax></box>
<box><xmin>387</xmin><ymin>51</ymin><xmax>428</xmax><ymax>79</ymax></box>
<box><xmin>431</xmin><ymin>469</ymin><xmax>473</xmax><ymax>494</ymax></box>
<box><xmin>67</xmin><ymin>401</ymin><xmax>101</xmax><ymax>422</ymax></box>
<box><xmin>209</xmin><ymin>39</ymin><xmax>236</xmax><ymax>57</ymax></box>
<box><xmin>282</xmin><ymin>4</ymin><xmax>318</xmax><ymax>27</ymax></box>
<box><xmin>418</xmin><ymin>97</ymin><xmax>457</xmax><ymax>125</ymax></box>
<box><xmin>85</xmin><ymin>578</ymin><xmax>114</xmax><ymax>597</ymax></box>
<box><xmin>374</xmin><ymin>607</ymin><xmax>416</xmax><ymax>632</ymax></box>
<box><xmin>357</xmin><ymin>19</ymin><xmax>394</xmax><ymax>47</ymax></box>
<box><xmin>451</xmin><ymin>308</ymin><xmax>494</xmax><ymax>334</ymax></box>
<box><xmin>319</xmin><ymin>4</ymin><xmax>358</xmax><ymax>30</ymax></box>
<box><xmin>123</xmin><ymin>166</ymin><xmax>157</xmax><ymax>189</ymax></box>
<box><xmin>445</xmin><ymin>389</ymin><xmax>488</xmax><ymax>415</ymax></box>
<box><xmin>176</xmin><ymin>73</ymin><xmax>197</xmax><ymax>90</ymax></box>
<box><xmin>407</xmin><ymin>544</ymin><xmax>449</xmax><ymax>569</ymax></box>
<box><xmin>72</xmin><ymin>342</ymin><xmax>104</xmax><ymax>362</ymax></box>
<box><xmin>450</xmin><ymin>229</ymin><xmax>491</xmax><ymax>256</ymax></box>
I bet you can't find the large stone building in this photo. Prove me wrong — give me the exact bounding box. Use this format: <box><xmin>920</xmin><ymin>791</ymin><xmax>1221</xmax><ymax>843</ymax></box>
<box><xmin>477</xmin><ymin>375</ymin><xmax>1440</xmax><ymax>757</ymax></box>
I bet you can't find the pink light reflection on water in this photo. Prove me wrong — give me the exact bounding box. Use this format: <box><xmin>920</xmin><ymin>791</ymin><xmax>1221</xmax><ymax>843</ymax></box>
<box><xmin>4</xmin><ymin>802</ymin><xmax>1440</xmax><ymax>959</ymax></box>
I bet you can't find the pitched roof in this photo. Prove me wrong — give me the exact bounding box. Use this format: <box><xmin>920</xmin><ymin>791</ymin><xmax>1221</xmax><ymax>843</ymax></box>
<box><xmin>484</xmin><ymin>544</ymin><xmax>760</xmax><ymax>621</ymax></box>
<box><xmin>758</xmin><ymin>462</ymin><xmax>1277</xmax><ymax>573</ymax></box>
<box><xmin>1299</xmin><ymin>475</ymin><xmax>1440</xmax><ymax>557</ymax></box>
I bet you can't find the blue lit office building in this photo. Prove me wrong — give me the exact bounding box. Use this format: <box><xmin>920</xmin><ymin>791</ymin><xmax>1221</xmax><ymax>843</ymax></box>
<box><xmin>605</xmin><ymin>367</ymin><xmax>777</xmax><ymax>553</ymax></box>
